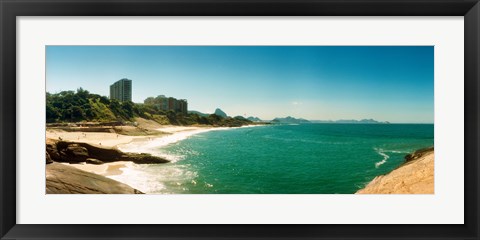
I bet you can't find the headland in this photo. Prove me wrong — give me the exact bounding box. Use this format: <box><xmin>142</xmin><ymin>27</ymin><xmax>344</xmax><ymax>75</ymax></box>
<box><xmin>356</xmin><ymin>147</ymin><xmax>434</xmax><ymax>194</ymax></box>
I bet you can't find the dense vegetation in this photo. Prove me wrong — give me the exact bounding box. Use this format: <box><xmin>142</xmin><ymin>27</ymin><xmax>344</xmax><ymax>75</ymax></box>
<box><xmin>46</xmin><ymin>88</ymin><xmax>252</xmax><ymax>127</ymax></box>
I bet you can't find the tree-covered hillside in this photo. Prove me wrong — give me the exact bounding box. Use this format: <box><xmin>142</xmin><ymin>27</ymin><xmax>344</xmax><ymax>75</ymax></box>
<box><xmin>46</xmin><ymin>88</ymin><xmax>252</xmax><ymax>127</ymax></box>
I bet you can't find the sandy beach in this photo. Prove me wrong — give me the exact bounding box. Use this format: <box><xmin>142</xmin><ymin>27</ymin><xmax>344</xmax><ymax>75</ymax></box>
<box><xmin>46</xmin><ymin>129</ymin><xmax>142</xmax><ymax>148</ymax></box>
<box><xmin>63</xmin><ymin>161</ymin><xmax>130</xmax><ymax>176</ymax></box>
<box><xmin>46</xmin><ymin>125</ymin><xmax>215</xmax><ymax>148</ymax></box>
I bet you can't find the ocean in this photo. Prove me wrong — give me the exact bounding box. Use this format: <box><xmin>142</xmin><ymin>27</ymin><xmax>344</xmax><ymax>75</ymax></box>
<box><xmin>113</xmin><ymin>123</ymin><xmax>434</xmax><ymax>194</ymax></box>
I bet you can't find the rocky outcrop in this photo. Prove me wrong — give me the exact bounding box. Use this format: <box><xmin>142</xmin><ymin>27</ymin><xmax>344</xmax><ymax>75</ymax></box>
<box><xmin>46</xmin><ymin>138</ymin><xmax>169</xmax><ymax>164</ymax></box>
<box><xmin>356</xmin><ymin>147</ymin><xmax>434</xmax><ymax>194</ymax></box>
<box><xmin>46</xmin><ymin>140</ymin><xmax>61</xmax><ymax>160</ymax></box>
<box><xmin>46</xmin><ymin>163</ymin><xmax>143</xmax><ymax>194</ymax></box>
<box><xmin>404</xmin><ymin>146</ymin><xmax>434</xmax><ymax>162</ymax></box>
<box><xmin>86</xmin><ymin>158</ymin><xmax>104</xmax><ymax>165</ymax></box>
<box><xmin>63</xmin><ymin>144</ymin><xmax>89</xmax><ymax>162</ymax></box>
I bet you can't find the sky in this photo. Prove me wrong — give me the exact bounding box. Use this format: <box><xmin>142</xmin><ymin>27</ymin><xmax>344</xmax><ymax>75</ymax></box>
<box><xmin>46</xmin><ymin>46</ymin><xmax>434</xmax><ymax>123</ymax></box>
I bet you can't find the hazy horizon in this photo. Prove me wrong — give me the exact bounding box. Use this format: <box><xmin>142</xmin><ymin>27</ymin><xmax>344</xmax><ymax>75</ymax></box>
<box><xmin>46</xmin><ymin>46</ymin><xmax>434</xmax><ymax>123</ymax></box>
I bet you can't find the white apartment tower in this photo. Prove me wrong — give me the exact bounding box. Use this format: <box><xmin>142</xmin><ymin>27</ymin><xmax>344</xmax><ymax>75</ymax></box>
<box><xmin>109</xmin><ymin>78</ymin><xmax>132</xmax><ymax>102</ymax></box>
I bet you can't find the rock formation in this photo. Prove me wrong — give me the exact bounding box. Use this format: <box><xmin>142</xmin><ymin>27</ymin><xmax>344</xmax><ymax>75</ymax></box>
<box><xmin>46</xmin><ymin>163</ymin><xmax>143</xmax><ymax>194</ymax></box>
<box><xmin>356</xmin><ymin>147</ymin><xmax>434</xmax><ymax>194</ymax></box>
<box><xmin>46</xmin><ymin>138</ymin><xmax>169</xmax><ymax>164</ymax></box>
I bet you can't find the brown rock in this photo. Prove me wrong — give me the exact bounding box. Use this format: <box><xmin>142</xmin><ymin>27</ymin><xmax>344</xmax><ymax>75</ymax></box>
<box><xmin>86</xmin><ymin>158</ymin><xmax>104</xmax><ymax>165</ymax></box>
<box><xmin>46</xmin><ymin>163</ymin><xmax>143</xmax><ymax>194</ymax></box>
<box><xmin>46</xmin><ymin>151</ymin><xmax>53</xmax><ymax>164</ymax></box>
<box><xmin>357</xmin><ymin>148</ymin><xmax>434</xmax><ymax>194</ymax></box>
<box><xmin>124</xmin><ymin>153</ymin><xmax>170</xmax><ymax>164</ymax></box>
<box><xmin>57</xmin><ymin>143</ymin><xmax>89</xmax><ymax>163</ymax></box>
<box><xmin>46</xmin><ymin>140</ymin><xmax>61</xmax><ymax>161</ymax></box>
<box><xmin>65</xmin><ymin>144</ymin><xmax>89</xmax><ymax>156</ymax></box>
<box><xmin>47</xmin><ymin>139</ymin><xmax>169</xmax><ymax>164</ymax></box>
<box><xmin>405</xmin><ymin>146</ymin><xmax>434</xmax><ymax>162</ymax></box>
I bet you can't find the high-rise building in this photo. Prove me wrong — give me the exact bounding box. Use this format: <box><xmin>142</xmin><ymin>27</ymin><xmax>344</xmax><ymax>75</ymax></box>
<box><xmin>178</xmin><ymin>99</ymin><xmax>188</xmax><ymax>114</ymax></box>
<box><xmin>110</xmin><ymin>78</ymin><xmax>132</xmax><ymax>102</ymax></box>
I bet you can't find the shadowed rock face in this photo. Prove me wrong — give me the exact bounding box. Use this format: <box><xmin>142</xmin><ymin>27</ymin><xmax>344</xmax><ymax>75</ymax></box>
<box><xmin>86</xmin><ymin>158</ymin><xmax>103</xmax><ymax>165</ymax></box>
<box><xmin>404</xmin><ymin>146</ymin><xmax>434</xmax><ymax>162</ymax></box>
<box><xmin>46</xmin><ymin>139</ymin><xmax>169</xmax><ymax>164</ymax></box>
<box><xmin>46</xmin><ymin>163</ymin><xmax>143</xmax><ymax>194</ymax></box>
<box><xmin>46</xmin><ymin>151</ymin><xmax>53</xmax><ymax>164</ymax></box>
<box><xmin>63</xmin><ymin>144</ymin><xmax>89</xmax><ymax>162</ymax></box>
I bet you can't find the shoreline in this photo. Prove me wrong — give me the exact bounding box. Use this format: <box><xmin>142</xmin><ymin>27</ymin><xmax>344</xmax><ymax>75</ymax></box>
<box><xmin>46</xmin><ymin>123</ymin><xmax>264</xmax><ymax>194</ymax></box>
<box><xmin>46</xmin><ymin>124</ymin><xmax>261</xmax><ymax>150</ymax></box>
<box><xmin>117</xmin><ymin>125</ymin><xmax>260</xmax><ymax>156</ymax></box>
<box><xmin>48</xmin><ymin>124</ymin><xmax>263</xmax><ymax>179</ymax></box>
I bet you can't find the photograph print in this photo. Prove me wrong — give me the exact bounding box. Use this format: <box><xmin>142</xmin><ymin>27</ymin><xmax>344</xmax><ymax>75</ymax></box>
<box><xmin>45</xmin><ymin>46</ymin><xmax>434</xmax><ymax>194</ymax></box>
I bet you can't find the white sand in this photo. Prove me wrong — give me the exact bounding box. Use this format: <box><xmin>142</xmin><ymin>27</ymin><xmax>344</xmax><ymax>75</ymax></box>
<box><xmin>46</xmin><ymin>129</ymin><xmax>145</xmax><ymax>147</ymax></box>
<box><xmin>155</xmin><ymin>125</ymin><xmax>212</xmax><ymax>133</ymax></box>
<box><xmin>46</xmin><ymin>126</ymin><xmax>217</xmax><ymax>148</ymax></box>
<box><xmin>61</xmin><ymin>162</ymin><xmax>130</xmax><ymax>176</ymax></box>
<box><xmin>117</xmin><ymin>126</ymin><xmax>225</xmax><ymax>156</ymax></box>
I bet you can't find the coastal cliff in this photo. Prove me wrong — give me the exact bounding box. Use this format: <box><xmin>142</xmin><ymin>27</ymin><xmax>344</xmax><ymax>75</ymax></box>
<box><xmin>356</xmin><ymin>147</ymin><xmax>434</xmax><ymax>194</ymax></box>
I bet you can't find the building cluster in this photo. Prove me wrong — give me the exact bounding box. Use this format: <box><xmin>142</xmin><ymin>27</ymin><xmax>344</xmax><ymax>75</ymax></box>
<box><xmin>109</xmin><ymin>78</ymin><xmax>188</xmax><ymax>114</ymax></box>
<box><xmin>144</xmin><ymin>95</ymin><xmax>188</xmax><ymax>114</ymax></box>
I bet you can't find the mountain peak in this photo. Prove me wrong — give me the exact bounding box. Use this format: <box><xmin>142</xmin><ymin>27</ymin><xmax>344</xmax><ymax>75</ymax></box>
<box><xmin>214</xmin><ymin>108</ymin><xmax>228</xmax><ymax>118</ymax></box>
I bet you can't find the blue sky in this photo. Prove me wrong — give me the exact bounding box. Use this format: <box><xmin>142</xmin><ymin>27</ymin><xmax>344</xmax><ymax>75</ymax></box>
<box><xmin>46</xmin><ymin>46</ymin><xmax>434</xmax><ymax>123</ymax></box>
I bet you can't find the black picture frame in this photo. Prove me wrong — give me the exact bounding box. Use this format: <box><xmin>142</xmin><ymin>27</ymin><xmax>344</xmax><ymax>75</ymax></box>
<box><xmin>1</xmin><ymin>0</ymin><xmax>479</xmax><ymax>239</ymax></box>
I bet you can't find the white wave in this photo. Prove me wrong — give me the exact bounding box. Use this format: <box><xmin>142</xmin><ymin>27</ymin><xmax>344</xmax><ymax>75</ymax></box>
<box><xmin>107</xmin><ymin>162</ymin><xmax>198</xmax><ymax>194</ymax></box>
<box><xmin>118</xmin><ymin>127</ymin><xmax>229</xmax><ymax>156</ymax></box>
<box><xmin>383</xmin><ymin>150</ymin><xmax>409</xmax><ymax>154</ymax></box>
<box><xmin>111</xmin><ymin>125</ymin><xmax>264</xmax><ymax>193</ymax></box>
<box><xmin>374</xmin><ymin>148</ymin><xmax>390</xmax><ymax>168</ymax></box>
<box><xmin>118</xmin><ymin>125</ymin><xmax>265</xmax><ymax>158</ymax></box>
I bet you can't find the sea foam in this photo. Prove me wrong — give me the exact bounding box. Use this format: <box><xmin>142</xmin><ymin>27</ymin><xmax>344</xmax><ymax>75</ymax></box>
<box><xmin>117</xmin><ymin>127</ymin><xmax>233</xmax><ymax>162</ymax></box>
<box><xmin>374</xmin><ymin>148</ymin><xmax>390</xmax><ymax>168</ymax></box>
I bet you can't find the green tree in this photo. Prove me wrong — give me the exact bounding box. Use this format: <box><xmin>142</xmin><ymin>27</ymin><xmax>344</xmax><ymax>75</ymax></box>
<box><xmin>46</xmin><ymin>103</ymin><xmax>60</xmax><ymax>123</ymax></box>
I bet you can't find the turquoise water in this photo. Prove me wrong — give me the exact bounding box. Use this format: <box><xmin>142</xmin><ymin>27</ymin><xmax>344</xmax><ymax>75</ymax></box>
<box><xmin>114</xmin><ymin>124</ymin><xmax>434</xmax><ymax>194</ymax></box>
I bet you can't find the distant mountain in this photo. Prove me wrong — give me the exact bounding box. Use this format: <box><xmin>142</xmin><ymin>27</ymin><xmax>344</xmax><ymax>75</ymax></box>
<box><xmin>310</xmin><ymin>119</ymin><xmax>390</xmax><ymax>124</ymax></box>
<box><xmin>214</xmin><ymin>108</ymin><xmax>228</xmax><ymax>118</ymax></box>
<box><xmin>271</xmin><ymin>116</ymin><xmax>310</xmax><ymax>124</ymax></box>
<box><xmin>188</xmin><ymin>110</ymin><xmax>209</xmax><ymax>117</ymax></box>
<box><xmin>309</xmin><ymin>120</ymin><xmax>334</xmax><ymax>123</ymax></box>
<box><xmin>247</xmin><ymin>116</ymin><xmax>262</xmax><ymax>122</ymax></box>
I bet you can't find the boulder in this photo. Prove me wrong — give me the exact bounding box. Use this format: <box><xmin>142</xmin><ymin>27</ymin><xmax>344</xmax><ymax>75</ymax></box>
<box><xmin>124</xmin><ymin>153</ymin><xmax>170</xmax><ymax>164</ymax></box>
<box><xmin>405</xmin><ymin>147</ymin><xmax>434</xmax><ymax>162</ymax></box>
<box><xmin>86</xmin><ymin>158</ymin><xmax>104</xmax><ymax>165</ymax></box>
<box><xmin>46</xmin><ymin>141</ymin><xmax>61</xmax><ymax>161</ymax></box>
<box><xmin>59</xmin><ymin>143</ymin><xmax>89</xmax><ymax>163</ymax></box>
